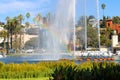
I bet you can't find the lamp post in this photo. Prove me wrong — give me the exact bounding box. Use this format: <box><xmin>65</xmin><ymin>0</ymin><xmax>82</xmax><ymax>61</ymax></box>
<box><xmin>97</xmin><ymin>0</ymin><xmax>100</xmax><ymax>51</ymax></box>
<box><xmin>84</xmin><ymin>0</ymin><xmax>87</xmax><ymax>50</ymax></box>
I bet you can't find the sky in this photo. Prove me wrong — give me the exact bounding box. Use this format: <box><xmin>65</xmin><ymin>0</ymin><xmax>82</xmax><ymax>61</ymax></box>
<box><xmin>0</xmin><ymin>0</ymin><xmax>120</xmax><ymax>23</ymax></box>
<box><xmin>99</xmin><ymin>0</ymin><xmax>120</xmax><ymax>18</ymax></box>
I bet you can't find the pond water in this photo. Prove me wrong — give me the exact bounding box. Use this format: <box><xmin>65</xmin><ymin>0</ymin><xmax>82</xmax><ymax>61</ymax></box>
<box><xmin>0</xmin><ymin>53</ymin><xmax>73</xmax><ymax>64</ymax></box>
<box><xmin>0</xmin><ymin>53</ymin><xmax>120</xmax><ymax>64</ymax></box>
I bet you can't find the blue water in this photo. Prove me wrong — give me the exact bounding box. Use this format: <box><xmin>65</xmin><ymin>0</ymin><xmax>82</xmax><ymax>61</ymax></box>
<box><xmin>0</xmin><ymin>54</ymin><xmax>120</xmax><ymax>64</ymax></box>
<box><xmin>0</xmin><ymin>54</ymin><xmax>73</xmax><ymax>64</ymax></box>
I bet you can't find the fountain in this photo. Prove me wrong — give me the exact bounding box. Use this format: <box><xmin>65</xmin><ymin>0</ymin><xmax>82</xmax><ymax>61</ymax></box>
<box><xmin>36</xmin><ymin>0</ymin><xmax>76</xmax><ymax>60</ymax></box>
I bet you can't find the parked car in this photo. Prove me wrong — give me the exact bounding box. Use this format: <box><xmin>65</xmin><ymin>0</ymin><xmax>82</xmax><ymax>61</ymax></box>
<box><xmin>9</xmin><ymin>49</ymin><xmax>15</xmax><ymax>53</ymax></box>
<box><xmin>25</xmin><ymin>49</ymin><xmax>34</xmax><ymax>53</ymax></box>
<box><xmin>116</xmin><ymin>51</ymin><xmax>120</xmax><ymax>55</ymax></box>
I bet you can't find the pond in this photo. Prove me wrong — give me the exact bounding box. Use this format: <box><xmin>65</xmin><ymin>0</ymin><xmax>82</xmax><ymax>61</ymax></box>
<box><xmin>0</xmin><ymin>53</ymin><xmax>120</xmax><ymax>64</ymax></box>
<box><xmin>0</xmin><ymin>53</ymin><xmax>73</xmax><ymax>63</ymax></box>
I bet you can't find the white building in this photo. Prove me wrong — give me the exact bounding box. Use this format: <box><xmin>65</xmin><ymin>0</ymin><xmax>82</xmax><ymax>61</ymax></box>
<box><xmin>0</xmin><ymin>26</ymin><xmax>4</xmax><ymax>43</ymax></box>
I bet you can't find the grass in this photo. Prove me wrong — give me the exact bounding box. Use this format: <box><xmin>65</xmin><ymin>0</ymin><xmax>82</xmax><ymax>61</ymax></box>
<box><xmin>0</xmin><ymin>77</ymin><xmax>49</xmax><ymax>80</ymax></box>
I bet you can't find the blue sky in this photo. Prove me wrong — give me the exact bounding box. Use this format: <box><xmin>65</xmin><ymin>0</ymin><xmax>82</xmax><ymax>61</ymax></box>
<box><xmin>0</xmin><ymin>0</ymin><xmax>119</xmax><ymax>23</ymax></box>
<box><xmin>99</xmin><ymin>0</ymin><xmax>120</xmax><ymax>18</ymax></box>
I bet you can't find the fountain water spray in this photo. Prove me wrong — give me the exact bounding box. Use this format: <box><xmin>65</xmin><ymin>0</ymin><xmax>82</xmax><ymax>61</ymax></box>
<box><xmin>37</xmin><ymin>0</ymin><xmax>76</xmax><ymax>59</ymax></box>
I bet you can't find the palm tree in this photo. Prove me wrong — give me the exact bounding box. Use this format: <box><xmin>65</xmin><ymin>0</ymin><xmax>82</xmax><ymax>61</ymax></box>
<box><xmin>6</xmin><ymin>16</ymin><xmax>10</xmax><ymax>21</ymax></box>
<box><xmin>26</xmin><ymin>12</ymin><xmax>30</xmax><ymax>27</ymax></box>
<box><xmin>33</xmin><ymin>13</ymin><xmax>42</xmax><ymax>49</ymax></box>
<box><xmin>33</xmin><ymin>13</ymin><xmax>42</xmax><ymax>24</ymax></box>
<box><xmin>5</xmin><ymin>17</ymin><xmax>11</xmax><ymax>54</ymax></box>
<box><xmin>46</xmin><ymin>12</ymin><xmax>51</xmax><ymax>24</ymax></box>
<box><xmin>35</xmin><ymin>13</ymin><xmax>42</xmax><ymax>24</ymax></box>
<box><xmin>106</xmin><ymin>26</ymin><xmax>112</xmax><ymax>47</ymax></box>
<box><xmin>25</xmin><ymin>12</ymin><xmax>30</xmax><ymax>28</ymax></box>
<box><xmin>9</xmin><ymin>19</ymin><xmax>15</xmax><ymax>49</ymax></box>
<box><xmin>6</xmin><ymin>18</ymin><xmax>17</xmax><ymax>50</ymax></box>
<box><xmin>24</xmin><ymin>12</ymin><xmax>31</xmax><ymax>49</ymax></box>
<box><xmin>33</xmin><ymin>17</ymin><xmax>37</xmax><ymax>24</ymax></box>
<box><xmin>12</xmin><ymin>17</ymin><xmax>20</xmax><ymax>52</ymax></box>
<box><xmin>26</xmin><ymin>12</ymin><xmax>30</xmax><ymax>19</ymax></box>
<box><xmin>18</xmin><ymin>14</ymin><xmax>24</xmax><ymax>51</ymax></box>
<box><xmin>101</xmin><ymin>3</ymin><xmax>106</xmax><ymax>28</ymax></box>
<box><xmin>101</xmin><ymin>3</ymin><xmax>106</xmax><ymax>17</ymax></box>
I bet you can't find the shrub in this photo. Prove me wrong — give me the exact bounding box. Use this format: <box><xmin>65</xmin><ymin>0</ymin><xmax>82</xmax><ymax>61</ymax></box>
<box><xmin>0</xmin><ymin>61</ymin><xmax>120</xmax><ymax>80</ymax></box>
<box><xmin>50</xmin><ymin>61</ymin><xmax>120</xmax><ymax>80</ymax></box>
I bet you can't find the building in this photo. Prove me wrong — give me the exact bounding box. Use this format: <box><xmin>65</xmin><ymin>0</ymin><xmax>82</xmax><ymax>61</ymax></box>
<box><xmin>100</xmin><ymin>19</ymin><xmax>120</xmax><ymax>52</ymax></box>
<box><xmin>106</xmin><ymin>19</ymin><xmax>120</xmax><ymax>52</ymax></box>
<box><xmin>0</xmin><ymin>26</ymin><xmax>5</xmax><ymax>43</ymax></box>
<box><xmin>106</xmin><ymin>19</ymin><xmax>120</xmax><ymax>34</ymax></box>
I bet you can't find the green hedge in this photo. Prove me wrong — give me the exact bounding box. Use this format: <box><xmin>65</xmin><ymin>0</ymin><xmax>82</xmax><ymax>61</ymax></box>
<box><xmin>50</xmin><ymin>61</ymin><xmax>120</xmax><ymax>80</ymax></box>
<box><xmin>0</xmin><ymin>61</ymin><xmax>120</xmax><ymax>80</ymax></box>
<box><xmin>0</xmin><ymin>60</ymin><xmax>75</xmax><ymax>79</ymax></box>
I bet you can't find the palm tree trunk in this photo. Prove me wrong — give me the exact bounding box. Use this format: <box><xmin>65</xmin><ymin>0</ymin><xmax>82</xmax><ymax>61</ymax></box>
<box><xmin>3</xmin><ymin>37</ymin><xmax>6</xmax><ymax>53</ymax></box>
<box><xmin>10</xmin><ymin>31</ymin><xmax>13</xmax><ymax>49</ymax></box>
<box><xmin>7</xmin><ymin>30</ymin><xmax>9</xmax><ymax>54</ymax></box>
<box><xmin>20</xmin><ymin>31</ymin><xmax>21</xmax><ymax>49</ymax></box>
<box><xmin>19</xmin><ymin>21</ymin><xmax>22</xmax><ymax>52</ymax></box>
<box><xmin>15</xmin><ymin>33</ymin><xmax>17</xmax><ymax>53</ymax></box>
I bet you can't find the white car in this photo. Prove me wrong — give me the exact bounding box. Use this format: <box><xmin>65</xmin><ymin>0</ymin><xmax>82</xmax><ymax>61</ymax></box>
<box><xmin>25</xmin><ymin>49</ymin><xmax>34</xmax><ymax>53</ymax></box>
<box><xmin>116</xmin><ymin>51</ymin><xmax>120</xmax><ymax>55</ymax></box>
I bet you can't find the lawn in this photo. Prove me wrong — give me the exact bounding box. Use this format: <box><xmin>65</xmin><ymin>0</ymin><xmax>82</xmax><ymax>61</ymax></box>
<box><xmin>0</xmin><ymin>77</ymin><xmax>49</xmax><ymax>80</ymax></box>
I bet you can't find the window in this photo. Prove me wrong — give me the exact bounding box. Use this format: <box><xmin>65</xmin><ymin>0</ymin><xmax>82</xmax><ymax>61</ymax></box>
<box><xmin>108</xmin><ymin>23</ymin><xmax>110</xmax><ymax>26</ymax></box>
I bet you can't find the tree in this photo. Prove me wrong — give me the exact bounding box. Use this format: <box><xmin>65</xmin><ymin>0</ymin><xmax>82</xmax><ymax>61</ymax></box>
<box><xmin>33</xmin><ymin>13</ymin><xmax>42</xmax><ymax>24</ymax></box>
<box><xmin>101</xmin><ymin>3</ymin><xmax>106</xmax><ymax>28</ymax></box>
<box><xmin>34</xmin><ymin>13</ymin><xmax>42</xmax><ymax>24</ymax></box>
<box><xmin>25</xmin><ymin>12</ymin><xmax>30</xmax><ymax>28</ymax></box>
<box><xmin>87</xmin><ymin>26</ymin><xmax>98</xmax><ymax>48</ymax></box>
<box><xmin>76</xmin><ymin>16</ymin><xmax>98</xmax><ymax>49</ymax></box>
<box><xmin>101</xmin><ymin>3</ymin><xmax>106</xmax><ymax>17</ymax></box>
<box><xmin>106</xmin><ymin>26</ymin><xmax>112</xmax><ymax>47</ymax></box>
<box><xmin>5</xmin><ymin>17</ymin><xmax>11</xmax><ymax>54</ymax></box>
<box><xmin>25</xmin><ymin>22</ymin><xmax>29</xmax><ymax>29</ymax></box>
<box><xmin>26</xmin><ymin>12</ymin><xmax>30</xmax><ymax>19</ymax></box>
<box><xmin>9</xmin><ymin>19</ymin><xmax>13</xmax><ymax>49</ymax></box>
<box><xmin>5</xmin><ymin>16</ymin><xmax>10</xmax><ymax>21</ymax></box>
<box><xmin>18</xmin><ymin>14</ymin><xmax>24</xmax><ymax>50</ymax></box>
<box><xmin>4</xmin><ymin>17</ymin><xmax>21</xmax><ymax>53</ymax></box>
<box><xmin>9</xmin><ymin>19</ymin><xmax>17</xmax><ymax>49</ymax></box>
<box><xmin>112</xmin><ymin>16</ymin><xmax>120</xmax><ymax>24</ymax></box>
<box><xmin>6</xmin><ymin>18</ymin><xmax>20</xmax><ymax>50</ymax></box>
<box><xmin>100</xmin><ymin>16</ymin><xmax>106</xmax><ymax>28</ymax></box>
<box><xmin>77</xmin><ymin>16</ymin><xmax>87</xmax><ymax>26</ymax></box>
<box><xmin>12</xmin><ymin>17</ymin><xmax>21</xmax><ymax>52</ymax></box>
<box><xmin>100</xmin><ymin>26</ymin><xmax>113</xmax><ymax>47</ymax></box>
<box><xmin>106</xmin><ymin>26</ymin><xmax>113</xmax><ymax>39</ymax></box>
<box><xmin>88</xmin><ymin>15</ymin><xmax>95</xmax><ymax>20</ymax></box>
<box><xmin>46</xmin><ymin>12</ymin><xmax>51</xmax><ymax>24</ymax></box>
